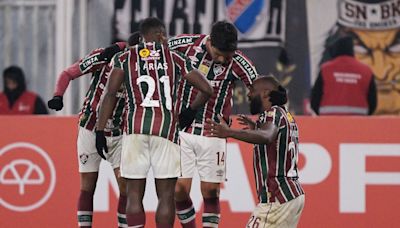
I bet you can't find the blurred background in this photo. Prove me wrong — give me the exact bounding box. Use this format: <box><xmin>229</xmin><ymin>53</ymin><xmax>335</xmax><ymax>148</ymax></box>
<box><xmin>1</xmin><ymin>0</ymin><xmax>399</xmax><ymax>115</ymax></box>
<box><xmin>0</xmin><ymin>0</ymin><xmax>382</xmax><ymax>116</ymax></box>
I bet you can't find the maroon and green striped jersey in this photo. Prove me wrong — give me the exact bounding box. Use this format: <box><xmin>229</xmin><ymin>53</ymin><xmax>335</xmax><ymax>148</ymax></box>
<box><xmin>78</xmin><ymin>48</ymin><xmax>126</xmax><ymax>136</ymax></box>
<box><xmin>253</xmin><ymin>106</ymin><xmax>305</xmax><ymax>204</ymax></box>
<box><xmin>168</xmin><ymin>34</ymin><xmax>257</xmax><ymax>136</ymax></box>
<box><xmin>112</xmin><ymin>42</ymin><xmax>194</xmax><ymax>143</ymax></box>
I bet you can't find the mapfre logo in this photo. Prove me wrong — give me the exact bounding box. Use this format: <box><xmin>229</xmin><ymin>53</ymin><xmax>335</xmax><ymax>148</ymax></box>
<box><xmin>0</xmin><ymin>142</ymin><xmax>56</xmax><ymax>212</ymax></box>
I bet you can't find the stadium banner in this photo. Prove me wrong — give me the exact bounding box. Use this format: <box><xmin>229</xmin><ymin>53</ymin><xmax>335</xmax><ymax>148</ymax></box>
<box><xmin>1</xmin><ymin>116</ymin><xmax>399</xmax><ymax>227</ymax></box>
<box><xmin>306</xmin><ymin>0</ymin><xmax>400</xmax><ymax>115</ymax></box>
<box><xmin>112</xmin><ymin>0</ymin><xmax>286</xmax><ymax>48</ymax></box>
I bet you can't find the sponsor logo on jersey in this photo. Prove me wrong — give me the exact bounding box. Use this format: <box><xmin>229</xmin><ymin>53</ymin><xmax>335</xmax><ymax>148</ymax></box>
<box><xmin>139</xmin><ymin>49</ymin><xmax>161</xmax><ymax>61</ymax></box>
<box><xmin>216</xmin><ymin>169</ymin><xmax>224</xmax><ymax>177</ymax></box>
<box><xmin>80</xmin><ymin>53</ymin><xmax>100</xmax><ymax>73</ymax></box>
<box><xmin>168</xmin><ymin>37</ymin><xmax>195</xmax><ymax>48</ymax></box>
<box><xmin>233</xmin><ymin>55</ymin><xmax>257</xmax><ymax>79</ymax></box>
<box><xmin>199</xmin><ymin>64</ymin><xmax>210</xmax><ymax>75</ymax></box>
<box><xmin>193</xmin><ymin>46</ymin><xmax>204</xmax><ymax>53</ymax></box>
<box><xmin>210</xmin><ymin>80</ymin><xmax>221</xmax><ymax>87</ymax></box>
<box><xmin>139</xmin><ymin>48</ymin><xmax>150</xmax><ymax>58</ymax></box>
<box><xmin>189</xmin><ymin>56</ymin><xmax>199</xmax><ymax>63</ymax></box>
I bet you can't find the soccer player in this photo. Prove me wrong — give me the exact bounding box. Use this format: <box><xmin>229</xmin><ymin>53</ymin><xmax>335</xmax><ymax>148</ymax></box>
<box><xmin>205</xmin><ymin>75</ymin><xmax>305</xmax><ymax>228</ymax></box>
<box><xmin>95</xmin><ymin>17</ymin><xmax>213</xmax><ymax>228</ymax></box>
<box><xmin>168</xmin><ymin>21</ymin><xmax>257</xmax><ymax>227</ymax></box>
<box><xmin>47</xmin><ymin>32</ymin><xmax>140</xmax><ymax>228</ymax></box>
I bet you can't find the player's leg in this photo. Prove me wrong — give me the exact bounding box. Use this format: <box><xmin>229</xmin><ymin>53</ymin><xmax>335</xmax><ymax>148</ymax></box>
<box><xmin>245</xmin><ymin>203</ymin><xmax>270</xmax><ymax>228</ymax></box>
<box><xmin>175</xmin><ymin>131</ymin><xmax>197</xmax><ymax>228</ymax></box>
<box><xmin>247</xmin><ymin>195</ymin><xmax>305</xmax><ymax>228</ymax></box>
<box><xmin>78</xmin><ymin>172</ymin><xmax>98</xmax><ymax>228</ymax></box>
<box><xmin>150</xmin><ymin>135</ymin><xmax>181</xmax><ymax>228</ymax></box>
<box><xmin>197</xmin><ymin>136</ymin><xmax>227</xmax><ymax>228</ymax></box>
<box><xmin>285</xmin><ymin>195</ymin><xmax>305</xmax><ymax>228</ymax></box>
<box><xmin>120</xmin><ymin>134</ymin><xmax>151</xmax><ymax>227</ymax></box>
<box><xmin>108</xmin><ymin>134</ymin><xmax>128</xmax><ymax>228</ymax></box>
<box><xmin>77</xmin><ymin>127</ymin><xmax>103</xmax><ymax>228</ymax></box>
<box><xmin>175</xmin><ymin>178</ymin><xmax>196</xmax><ymax>228</ymax></box>
<box><xmin>125</xmin><ymin>178</ymin><xmax>146</xmax><ymax>228</ymax></box>
<box><xmin>200</xmin><ymin>182</ymin><xmax>221</xmax><ymax>228</ymax></box>
<box><xmin>113</xmin><ymin>168</ymin><xmax>127</xmax><ymax>228</ymax></box>
<box><xmin>155</xmin><ymin>178</ymin><xmax>178</xmax><ymax>227</ymax></box>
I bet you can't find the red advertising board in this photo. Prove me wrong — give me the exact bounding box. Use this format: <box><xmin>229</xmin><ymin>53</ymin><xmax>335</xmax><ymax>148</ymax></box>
<box><xmin>1</xmin><ymin>116</ymin><xmax>400</xmax><ymax>227</ymax></box>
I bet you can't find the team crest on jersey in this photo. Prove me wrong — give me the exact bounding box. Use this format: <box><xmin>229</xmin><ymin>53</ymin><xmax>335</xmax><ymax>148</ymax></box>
<box><xmin>80</xmin><ymin>154</ymin><xmax>89</xmax><ymax>164</ymax></box>
<box><xmin>213</xmin><ymin>64</ymin><xmax>225</xmax><ymax>76</ymax></box>
<box><xmin>225</xmin><ymin>0</ymin><xmax>264</xmax><ymax>33</ymax></box>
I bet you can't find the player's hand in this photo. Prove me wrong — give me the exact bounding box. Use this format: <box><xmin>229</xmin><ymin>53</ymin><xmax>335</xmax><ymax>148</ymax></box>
<box><xmin>204</xmin><ymin>115</ymin><xmax>230</xmax><ymax>138</ymax></box>
<box><xmin>237</xmin><ymin>114</ymin><xmax>256</xmax><ymax>130</ymax></box>
<box><xmin>95</xmin><ymin>130</ymin><xmax>108</xmax><ymax>160</ymax></box>
<box><xmin>269</xmin><ymin>85</ymin><xmax>287</xmax><ymax>106</ymax></box>
<box><xmin>47</xmin><ymin>96</ymin><xmax>63</xmax><ymax>111</ymax></box>
<box><xmin>179</xmin><ymin>106</ymin><xmax>197</xmax><ymax>130</ymax></box>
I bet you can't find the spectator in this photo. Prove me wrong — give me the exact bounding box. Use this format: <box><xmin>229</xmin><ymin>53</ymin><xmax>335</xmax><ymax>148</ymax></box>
<box><xmin>0</xmin><ymin>66</ymin><xmax>48</xmax><ymax>115</ymax></box>
<box><xmin>311</xmin><ymin>36</ymin><xmax>377</xmax><ymax>115</ymax></box>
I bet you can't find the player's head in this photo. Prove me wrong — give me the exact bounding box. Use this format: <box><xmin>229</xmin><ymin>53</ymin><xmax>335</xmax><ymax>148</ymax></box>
<box><xmin>127</xmin><ymin>31</ymin><xmax>142</xmax><ymax>46</ymax></box>
<box><xmin>3</xmin><ymin>66</ymin><xmax>26</xmax><ymax>93</ymax></box>
<box><xmin>139</xmin><ymin>17</ymin><xmax>166</xmax><ymax>44</ymax></box>
<box><xmin>248</xmin><ymin>75</ymin><xmax>286</xmax><ymax>114</ymax></box>
<box><xmin>209</xmin><ymin>21</ymin><xmax>238</xmax><ymax>64</ymax></box>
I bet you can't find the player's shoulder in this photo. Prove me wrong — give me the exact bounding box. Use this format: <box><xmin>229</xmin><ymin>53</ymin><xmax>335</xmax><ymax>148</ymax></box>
<box><xmin>231</xmin><ymin>51</ymin><xmax>257</xmax><ymax>79</ymax></box>
<box><xmin>168</xmin><ymin>34</ymin><xmax>206</xmax><ymax>49</ymax></box>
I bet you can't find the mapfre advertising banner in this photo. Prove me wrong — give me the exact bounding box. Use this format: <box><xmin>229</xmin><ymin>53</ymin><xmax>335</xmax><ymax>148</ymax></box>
<box><xmin>112</xmin><ymin>0</ymin><xmax>286</xmax><ymax>47</ymax></box>
<box><xmin>1</xmin><ymin>116</ymin><xmax>400</xmax><ymax>227</ymax></box>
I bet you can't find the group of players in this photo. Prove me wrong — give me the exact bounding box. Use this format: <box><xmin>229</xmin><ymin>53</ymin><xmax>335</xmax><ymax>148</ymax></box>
<box><xmin>48</xmin><ymin>17</ymin><xmax>304</xmax><ymax>228</ymax></box>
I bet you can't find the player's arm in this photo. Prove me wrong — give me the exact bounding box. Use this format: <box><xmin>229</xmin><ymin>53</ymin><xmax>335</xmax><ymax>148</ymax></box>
<box><xmin>97</xmin><ymin>68</ymin><xmax>124</xmax><ymax>131</ymax></box>
<box><xmin>167</xmin><ymin>34</ymin><xmax>192</xmax><ymax>52</ymax></box>
<box><xmin>172</xmin><ymin>50</ymin><xmax>213</xmax><ymax>129</ymax></box>
<box><xmin>48</xmin><ymin>45</ymin><xmax>122</xmax><ymax>111</ymax></box>
<box><xmin>171</xmin><ymin>50</ymin><xmax>213</xmax><ymax>106</ymax></box>
<box><xmin>95</xmin><ymin>67</ymin><xmax>124</xmax><ymax>159</ymax></box>
<box><xmin>205</xmin><ymin>115</ymin><xmax>278</xmax><ymax>144</ymax></box>
<box><xmin>47</xmin><ymin>61</ymin><xmax>84</xmax><ymax>111</ymax></box>
<box><xmin>232</xmin><ymin>52</ymin><xmax>258</xmax><ymax>87</ymax></box>
<box><xmin>184</xmin><ymin>69</ymin><xmax>214</xmax><ymax>109</ymax></box>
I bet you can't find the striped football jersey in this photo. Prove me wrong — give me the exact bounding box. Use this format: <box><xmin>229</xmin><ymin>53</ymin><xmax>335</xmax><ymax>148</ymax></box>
<box><xmin>253</xmin><ymin>106</ymin><xmax>305</xmax><ymax>204</ymax></box>
<box><xmin>112</xmin><ymin>42</ymin><xmax>194</xmax><ymax>143</ymax></box>
<box><xmin>168</xmin><ymin>34</ymin><xmax>257</xmax><ymax>135</ymax></box>
<box><xmin>78</xmin><ymin>48</ymin><xmax>125</xmax><ymax>136</ymax></box>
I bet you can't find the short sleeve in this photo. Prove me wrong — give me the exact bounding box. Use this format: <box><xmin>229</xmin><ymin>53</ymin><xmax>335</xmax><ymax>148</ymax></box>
<box><xmin>171</xmin><ymin>50</ymin><xmax>194</xmax><ymax>76</ymax></box>
<box><xmin>78</xmin><ymin>49</ymin><xmax>107</xmax><ymax>74</ymax></box>
<box><xmin>260</xmin><ymin>107</ymin><xmax>282</xmax><ymax>128</ymax></box>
